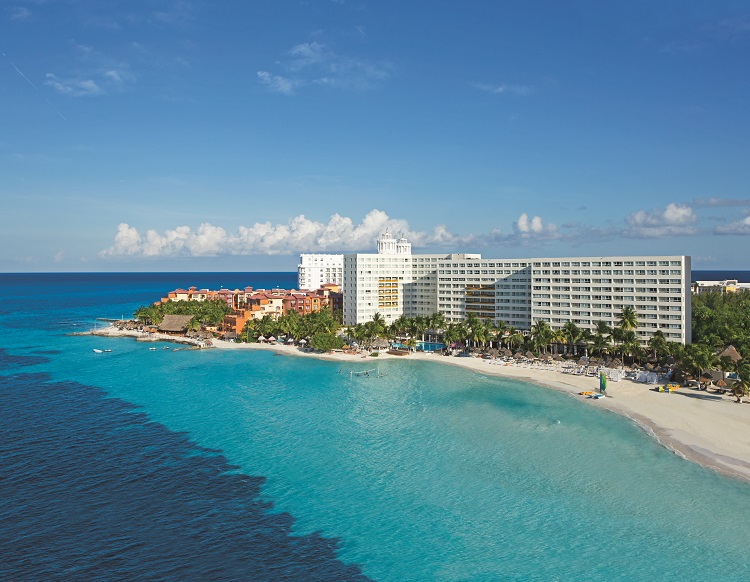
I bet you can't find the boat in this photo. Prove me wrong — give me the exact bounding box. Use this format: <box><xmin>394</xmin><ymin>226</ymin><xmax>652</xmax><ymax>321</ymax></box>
<box><xmin>149</xmin><ymin>347</ymin><xmax>157</xmax><ymax>351</ymax></box>
<box><xmin>162</xmin><ymin>346</ymin><xmax>170</xmax><ymax>350</ymax></box>
<box><xmin>93</xmin><ymin>349</ymin><xmax>103</xmax><ymax>353</ymax></box>
<box><xmin>104</xmin><ymin>349</ymin><xmax>112</xmax><ymax>353</ymax></box>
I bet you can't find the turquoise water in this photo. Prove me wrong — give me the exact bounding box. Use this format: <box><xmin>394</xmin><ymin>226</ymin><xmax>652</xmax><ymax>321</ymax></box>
<box><xmin>3</xmin><ymin>274</ymin><xmax>750</xmax><ymax>580</ymax></box>
<box><xmin>41</xmin><ymin>342</ymin><xmax>750</xmax><ymax>579</ymax></box>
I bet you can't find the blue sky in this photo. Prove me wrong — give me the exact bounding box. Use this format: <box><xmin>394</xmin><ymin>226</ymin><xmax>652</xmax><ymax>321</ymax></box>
<box><xmin>2</xmin><ymin>1</ymin><xmax>750</xmax><ymax>272</ymax></box>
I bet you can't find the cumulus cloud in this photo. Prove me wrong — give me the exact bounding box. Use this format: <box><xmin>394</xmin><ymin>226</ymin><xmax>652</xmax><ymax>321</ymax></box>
<box><xmin>513</xmin><ymin>213</ymin><xmax>558</xmax><ymax>238</ymax></box>
<box><xmin>715</xmin><ymin>215</ymin><xmax>750</xmax><ymax>235</ymax></box>
<box><xmin>258</xmin><ymin>40</ymin><xmax>392</xmax><ymax>94</ymax></box>
<box><xmin>100</xmin><ymin>209</ymin><xmax>569</xmax><ymax>258</ymax></box>
<box><xmin>623</xmin><ymin>203</ymin><xmax>698</xmax><ymax>237</ymax></box>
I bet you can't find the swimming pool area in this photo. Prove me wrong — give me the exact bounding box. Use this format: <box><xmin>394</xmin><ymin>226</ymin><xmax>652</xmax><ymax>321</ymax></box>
<box><xmin>391</xmin><ymin>342</ymin><xmax>446</xmax><ymax>352</ymax></box>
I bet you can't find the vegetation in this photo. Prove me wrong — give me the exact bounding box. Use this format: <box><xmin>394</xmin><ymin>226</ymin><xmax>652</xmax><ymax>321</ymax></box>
<box><xmin>134</xmin><ymin>300</ymin><xmax>232</xmax><ymax>328</ymax></box>
<box><xmin>137</xmin><ymin>288</ymin><xmax>750</xmax><ymax>390</ymax></box>
<box><xmin>309</xmin><ymin>332</ymin><xmax>345</xmax><ymax>353</ymax></box>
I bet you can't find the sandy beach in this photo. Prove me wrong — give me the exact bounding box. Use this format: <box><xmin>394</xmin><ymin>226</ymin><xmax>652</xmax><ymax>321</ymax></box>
<box><xmin>93</xmin><ymin>326</ymin><xmax>750</xmax><ymax>483</ymax></box>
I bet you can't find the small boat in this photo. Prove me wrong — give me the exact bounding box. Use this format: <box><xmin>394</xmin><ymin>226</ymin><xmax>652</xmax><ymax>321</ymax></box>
<box><xmin>104</xmin><ymin>349</ymin><xmax>112</xmax><ymax>353</ymax></box>
<box><xmin>579</xmin><ymin>391</ymin><xmax>593</xmax><ymax>396</ymax></box>
<box><xmin>162</xmin><ymin>346</ymin><xmax>170</xmax><ymax>350</ymax></box>
<box><xmin>149</xmin><ymin>347</ymin><xmax>157</xmax><ymax>351</ymax></box>
<box><xmin>93</xmin><ymin>349</ymin><xmax>103</xmax><ymax>353</ymax></box>
<box><xmin>588</xmin><ymin>393</ymin><xmax>605</xmax><ymax>399</ymax></box>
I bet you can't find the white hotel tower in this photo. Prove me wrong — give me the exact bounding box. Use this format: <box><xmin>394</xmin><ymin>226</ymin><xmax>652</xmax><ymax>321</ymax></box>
<box><xmin>297</xmin><ymin>253</ymin><xmax>344</xmax><ymax>290</ymax></box>
<box><xmin>342</xmin><ymin>232</ymin><xmax>692</xmax><ymax>345</ymax></box>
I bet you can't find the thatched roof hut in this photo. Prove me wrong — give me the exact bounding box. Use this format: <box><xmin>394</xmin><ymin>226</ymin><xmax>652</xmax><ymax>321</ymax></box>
<box><xmin>158</xmin><ymin>315</ymin><xmax>194</xmax><ymax>334</ymax></box>
<box><xmin>717</xmin><ymin>345</ymin><xmax>742</xmax><ymax>363</ymax></box>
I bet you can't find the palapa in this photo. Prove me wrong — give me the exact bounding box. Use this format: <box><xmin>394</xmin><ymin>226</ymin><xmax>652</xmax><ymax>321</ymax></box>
<box><xmin>158</xmin><ymin>314</ymin><xmax>194</xmax><ymax>333</ymax></box>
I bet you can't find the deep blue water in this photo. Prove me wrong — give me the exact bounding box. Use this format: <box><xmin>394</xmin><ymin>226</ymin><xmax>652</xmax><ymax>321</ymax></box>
<box><xmin>692</xmin><ymin>270</ymin><xmax>750</xmax><ymax>283</ymax></box>
<box><xmin>3</xmin><ymin>272</ymin><xmax>750</xmax><ymax>581</ymax></box>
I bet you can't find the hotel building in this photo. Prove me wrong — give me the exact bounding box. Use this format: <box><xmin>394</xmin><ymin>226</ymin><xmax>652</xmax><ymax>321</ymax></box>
<box><xmin>343</xmin><ymin>232</ymin><xmax>692</xmax><ymax>344</ymax></box>
<box><xmin>298</xmin><ymin>253</ymin><xmax>344</xmax><ymax>290</ymax></box>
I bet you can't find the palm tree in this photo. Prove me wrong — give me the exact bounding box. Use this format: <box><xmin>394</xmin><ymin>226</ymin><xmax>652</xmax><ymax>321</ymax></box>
<box><xmin>531</xmin><ymin>320</ymin><xmax>552</xmax><ymax>355</ymax></box>
<box><xmin>619</xmin><ymin>330</ymin><xmax>641</xmax><ymax>365</ymax></box>
<box><xmin>591</xmin><ymin>333</ymin><xmax>610</xmax><ymax>358</ymax></box>
<box><xmin>429</xmin><ymin>312</ymin><xmax>447</xmax><ymax>342</ymax></box>
<box><xmin>648</xmin><ymin>330</ymin><xmax>669</xmax><ymax>361</ymax></box>
<box><xmin>562</xmin><ymin>322</ymin><xmax>581</xmax><ymax>356</ymax></box>
<box><xmin>618</xmin><ymin>306</ymin><xmax>638</xmax><ymax>333</ymax></box>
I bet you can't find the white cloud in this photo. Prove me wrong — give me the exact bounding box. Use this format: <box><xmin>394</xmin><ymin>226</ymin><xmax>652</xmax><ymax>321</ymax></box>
<box><xmin>715</xmin><ymin>215</ymin><xmax>750</xmax><ymax>235</ymax></box>
<box><xmin>102</xmin><ymin>223</ymin><xmax>142</xmax><ymax>256</ymax></box>
<box><xmin>45</xmin><ymin>43</ymin><xmax>135</xmax><ymax>97</ymax></box>
<box><xmin>100</xmin><ymin>210</ymin><xmax>568</xmax><ymax>259</ymax></box>
<box><xmin>257</xmin><ymin>71</ymin><xmax>299</xmax><ymax>95</ymax></box>
<box><xmin>258</xmin><ymin>41</ymin><xmax>392</xmax><ymax>94</ymax></box>
<box><xmin>513</xmin><ymin>213</ymin><xmax>558</xmax><ymax>238</ymax></box>
<box><xmin>624</xmin><ymin>203</ymin><xmax>697</xmax><ymax>237</ymax></box>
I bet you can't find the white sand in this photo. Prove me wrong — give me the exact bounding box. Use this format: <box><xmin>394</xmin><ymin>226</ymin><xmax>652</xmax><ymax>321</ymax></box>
<box><xmin>94</xmin><ymin>326</ymin><xmax>750</xmax><ymax>482</ymax></box>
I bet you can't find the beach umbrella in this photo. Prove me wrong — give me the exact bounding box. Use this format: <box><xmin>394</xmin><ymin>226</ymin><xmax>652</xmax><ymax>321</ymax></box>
<box><xmin>525</xmin><ymin>350</ymin><xmax>535</xmax><ymax>359</ymax></box>
<box><xmin>268</xmin><ymin>336</ymin><xmax>276</xmax><ymax>342</ymax></box>
<box><xmin>514</xmin><ymin>351</ymin><xmax>524</xmax><ymax>359</ymax></box>
<box><xmin>286</xmin><ymin>337</ymin><xmax>294</xmax><ymax>343</ymax></box>
<box><xmin>257</xmin><ymin>335</ymin><xmax>266</xmax><ymax>342</ymax></box>
<box><xmin>717</xmin><ymin>379</ymin><xmax>727</xmax><ymax>387</ymax></box>
<box><xmin>701</xmin><ymin>372</ymin><xmax>714</xmax><ymax>381</ymax></box>
<box><xmin>299</xmin><ymin>338</ymin><xmax>307</xmax><ymax>344</ymax></box>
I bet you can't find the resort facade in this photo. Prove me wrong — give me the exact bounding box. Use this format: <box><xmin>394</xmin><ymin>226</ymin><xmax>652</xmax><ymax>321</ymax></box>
<box><xmin>342</xmin><ymin>232</ymin><xmax>692</xmax><ymax>345</ymax></box>
<box><xmin>298</xmin><ymin>253</ymin><xmax>344</xmax><ymax>290</ymax></box>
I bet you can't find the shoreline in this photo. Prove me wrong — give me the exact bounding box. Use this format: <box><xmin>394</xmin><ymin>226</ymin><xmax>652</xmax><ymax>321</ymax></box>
<box><xmin>92</xmin><ymin>326</ymin><xmax>750</xmax><ymax>484</ymax></box>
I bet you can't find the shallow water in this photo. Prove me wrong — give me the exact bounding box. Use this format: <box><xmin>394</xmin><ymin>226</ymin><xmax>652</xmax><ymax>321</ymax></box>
<box><xmin>2</xmin><ymin>273</ymin><xmax>750</xmax><ymax>580</ymax></box>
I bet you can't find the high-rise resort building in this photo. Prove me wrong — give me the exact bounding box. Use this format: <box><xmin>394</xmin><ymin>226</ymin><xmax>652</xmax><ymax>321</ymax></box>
<box><xmin>297</xmin><ymin>253</ymin><xmax>344</xmax><ymax>290</ymax></box>
<box><xmin>342</xmin><ymin>232</ymin><xmax>692</xmax><ymax>345</ymax></box>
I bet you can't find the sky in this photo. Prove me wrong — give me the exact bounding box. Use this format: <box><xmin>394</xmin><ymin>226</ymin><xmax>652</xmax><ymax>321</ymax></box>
<box><xmin>2</xmin><ymin>0</ymin><xmax>750</xmax><ymax>272</ymax></box>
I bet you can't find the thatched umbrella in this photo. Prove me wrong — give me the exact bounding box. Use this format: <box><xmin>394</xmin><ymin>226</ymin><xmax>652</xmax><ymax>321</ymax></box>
<box><xmin>503</xmin><ymin>348</ymin><xmax>513</xmax><ymax>357</ymax></box>
<box><xmin>525</xmin><ymin>350</ymin><xmax>535</xmax><ymax>360</ymax></box>
<box><xmin>716</xmin><ymin>379</ymin><xmax>727</xmax><ymax>388</ymax></box>
<box><xmin>514</xmin><ymin>351</ymin><xmax>524</xmax><ymax>359</ymax></box>
<box><xmin>718</xmin><ymin>345</ymin><xmax>742</xmax><ymax>363</ymax></box>
<box><xmin>612</xmin><ymin>358</ymin><xmax>623</xmax><ymax>368</ymax></box>
<box><xmin>645</xmin><ymin>363</ymin><xmax>654</xmax><ymax>371</ymax></box>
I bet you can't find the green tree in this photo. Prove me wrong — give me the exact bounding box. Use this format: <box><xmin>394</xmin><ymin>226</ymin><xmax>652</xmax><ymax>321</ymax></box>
<box><xmin>309</xmin><ymin>332</ymin><xmax>344</xmax><ymax>353</ymax></box>
<box><xmin>618</xmin><ymin>306</ymin><xmax>638</xmax><ymax>333</ymax></box>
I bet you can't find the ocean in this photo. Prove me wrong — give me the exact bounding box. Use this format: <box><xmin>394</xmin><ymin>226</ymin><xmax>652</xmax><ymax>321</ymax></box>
<box><xmin>692</xmin><ymin>270</ymin><xmax>750</xmax><ymax>283</ymax></box>
<box><xmin>2</xmin><ymin>272</ymin><xmax>750</xmax><ymax>581</ymax></box>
